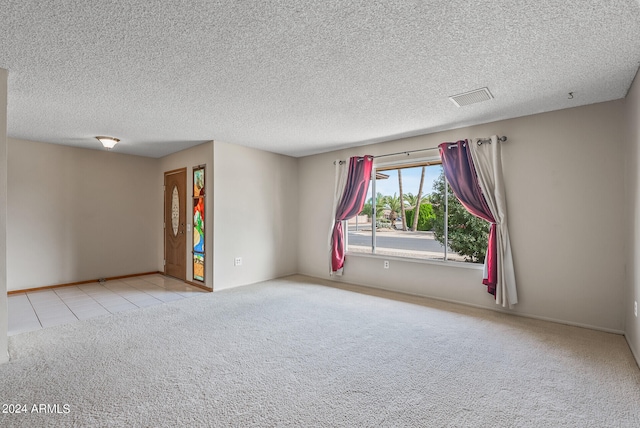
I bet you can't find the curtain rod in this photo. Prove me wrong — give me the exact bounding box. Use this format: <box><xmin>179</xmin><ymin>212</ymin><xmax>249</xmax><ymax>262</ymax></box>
<box><xmin>334</xmin><ymin>136</ymin><xmax>507</xmax><ymax>164</ymax></box>
<box><xmin>374</xmin><ymin>135</ymin><xmax>507</xmax><ymax>159</ymax></box>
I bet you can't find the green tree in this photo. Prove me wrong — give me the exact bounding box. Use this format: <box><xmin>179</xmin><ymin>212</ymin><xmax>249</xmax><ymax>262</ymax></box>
<box><xmin>384</xmin><ymin>193</ymin><xmax>402</xmax><ymax>222</ymax></box>
<box><xmin>359</xmin><ymin>192</ymin><xmax>386</xmax><ymax>220</ymax></box>
<box><xmin>405</xmin><ymin>203</ymin><xmax>436</xmax><ymax>231</ymax></box>
<box><xmin>430</xmin><ymin>171</ymin><xmax>489</xmax><ymax>263</ymax></box>
<box><xmin>403</xmin><ymin>192</ymin><xmax>417</xmax><ymax>209</ymax></box>
<box><xmin>360</xmin><ymin>201</ymin><xmax>372</xmax><ymax>218</ymax></box>
<box><xmin>404</xmin><ymin>192</ymin><xmax>431</xmax><ymax>210</ymax></box>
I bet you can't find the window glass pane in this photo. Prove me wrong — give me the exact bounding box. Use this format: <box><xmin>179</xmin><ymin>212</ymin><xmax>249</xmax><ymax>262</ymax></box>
<box><xmin>348</xmin><ymin>163</ymin><xmax>446</xmax><ymax>261</ymax></box>
<box><xmin>432</xmin><ymin>170</ymin><xmax>489</xmax><ymax>264</ymax></box>
<box><xmin>347</xmin><ymin>161</ymin><xmax>489</xmax><ymax>265</ymax></box>
<box><xmin>444</xmin><ymin>179</ymin><xmax>489</xmax><ymax>264</ymax></box>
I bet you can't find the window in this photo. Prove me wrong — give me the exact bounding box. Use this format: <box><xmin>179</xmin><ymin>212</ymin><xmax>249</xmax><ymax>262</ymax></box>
<box><xmin>347</xmin><ymin>157</ymin><xmax>488</xmax><ymax>264</ymax></box>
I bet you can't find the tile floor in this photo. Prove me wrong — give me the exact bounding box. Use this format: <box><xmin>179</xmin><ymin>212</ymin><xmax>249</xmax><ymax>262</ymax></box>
<box><xmin>8</xmin><ymin>274</ymin><xmax>208</xmax><ymax>336</ymax></box>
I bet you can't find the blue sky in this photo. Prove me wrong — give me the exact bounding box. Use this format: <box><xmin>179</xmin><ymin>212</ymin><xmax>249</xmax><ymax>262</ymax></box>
<box><xmin>369</xmin><ymin>165</ymin><xmax>443</xmax><ymax>201</ymax></box>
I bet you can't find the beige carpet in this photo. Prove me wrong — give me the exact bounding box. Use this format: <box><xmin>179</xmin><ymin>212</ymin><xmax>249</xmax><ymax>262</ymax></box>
<box><xmin>1</xmin><ymin>275</ymin><xmax>639</xmax><ymax>427</ymax></box>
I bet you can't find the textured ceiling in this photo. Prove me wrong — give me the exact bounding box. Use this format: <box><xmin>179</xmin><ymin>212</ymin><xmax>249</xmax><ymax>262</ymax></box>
<box><xmin>1</xmin><ymin>1</ymin><xmax>639</xmax><ymax>158</ymax></box>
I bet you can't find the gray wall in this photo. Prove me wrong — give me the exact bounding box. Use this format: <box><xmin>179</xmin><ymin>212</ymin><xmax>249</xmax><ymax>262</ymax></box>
<box><xmin>298</xmin><ymin>100</ymin><xmax>628</xmax><ymax>333</ymax></box>
<box><xmin>625</xmin><ymin>69</ymin><xmax>640</xmax><ymax>363</ymax></box>
<box><xmin>7</xmin><ymin>139</ymin><xmax>160</xmax><ymax>291</ymax></box>
<box><xmin>0</xmin><ymin>69</ymin><xmax>8</xmax><ymax>363</ymax></box>
<box><xmin>5</xmin><ymin>137</ymin><xmax>299</xmax><ymax>294</ymax></box>
<box><xmin>213</xmin><ymin>141</ymin><xmax>298</xmax><ymax>290</ymax></box>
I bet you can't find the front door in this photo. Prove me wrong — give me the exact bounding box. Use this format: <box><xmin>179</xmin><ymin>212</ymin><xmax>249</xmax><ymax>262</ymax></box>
<box><xmin>164</xmin><ymin>168</ymin><xmax>187</xmax><ymax>280</ymax></box>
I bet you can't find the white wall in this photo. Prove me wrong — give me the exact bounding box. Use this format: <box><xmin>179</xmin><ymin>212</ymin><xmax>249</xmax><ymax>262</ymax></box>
<box><xmin>213</xmin><ymin>141</ymin><xmax>298</xmax><ymax>290</ymax></box>
<box><xmin>158</xmin><ymin>141</ymin><xmax>214</xmax><ymax>290</ymax></box>
<box><xmin>298</xmin><ymin>100</ymin><xmax>628</xmax><ymax>332</ymax></box>
<box><xmin>625</xmin><ymin>69</ymin><xmax>640</xmax><ymax>364</ymax></box>
<box><xmin>7</xmin><ymin>139</ymin><xmax>160</xmax><ymax>291</ymax></box>
<box><xmin>0</xmin><ymin>69</ymin><xmax>8</xmax><ymax>363</ymax></box>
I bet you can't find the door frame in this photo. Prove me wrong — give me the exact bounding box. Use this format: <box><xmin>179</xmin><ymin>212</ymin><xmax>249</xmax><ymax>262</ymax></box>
<box><xmin>164</xmin><ymin>167</ymin><xmax>187</xmax><ymax>280</ymax></box>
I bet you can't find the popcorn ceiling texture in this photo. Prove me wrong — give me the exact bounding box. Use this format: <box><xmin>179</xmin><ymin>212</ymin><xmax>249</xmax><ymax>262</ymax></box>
<box><xmin>0</xmin><ymin>1</ymin><xmax>639</xmax><ymax>157</ymax></box>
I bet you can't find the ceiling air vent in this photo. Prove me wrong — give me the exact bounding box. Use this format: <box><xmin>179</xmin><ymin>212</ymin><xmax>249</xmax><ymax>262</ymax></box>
<box><xmin>449</xmin><ymin>87</ymin><xmax>493</xmax><ymax>107</ymax></box>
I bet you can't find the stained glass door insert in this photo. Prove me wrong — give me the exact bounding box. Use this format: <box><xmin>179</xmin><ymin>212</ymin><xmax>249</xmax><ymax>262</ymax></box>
<box><xmin>193</xmin><ymin>166</ymin><xmax>205</xmax><ymax>282</ymax></box>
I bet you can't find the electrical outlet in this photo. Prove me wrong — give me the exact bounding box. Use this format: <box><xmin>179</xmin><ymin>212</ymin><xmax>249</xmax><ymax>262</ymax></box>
<box><xmin>234</xmin><ymin>257</ymin><xmax>242</xmax><ymax>266</ymax></box>
<box><xmin>384</xmin><ymin>260</ymin><xmax>389</xmax><ymax>269</ymax></box>
<box><xmin>635</xmin><ymin>301</ymin><xmax>637</xmax><ymax>318</ymax></box>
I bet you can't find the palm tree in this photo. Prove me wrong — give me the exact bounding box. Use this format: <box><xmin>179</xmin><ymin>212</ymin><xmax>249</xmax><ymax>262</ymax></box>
<box><xmin>411</xmin><ymin>167</ymin><xmax>426</xmax><ymax>231</ymax></box>
<box><xmin>384</xmin><ymin>193</ymin><xmax>402</xmax><ymax>223</ymax></box>
<box><xmin>397</xmin><ymin>170</ymin><xmax>407</xmax><ymax>231</ymax></box>
<box><xmin>403</xmin><ymin>192</ymin><xmax>418</xmax><ymax>210</ymax></box>
<box><xmin>374</xmin><ymin>192</ymin><xmax>386</xmax><ymax>220</ymax></box>
<box><xmin>360</xmin><ymin>192</ymin><xmax>387</xmax><ymax>223</ymax></box>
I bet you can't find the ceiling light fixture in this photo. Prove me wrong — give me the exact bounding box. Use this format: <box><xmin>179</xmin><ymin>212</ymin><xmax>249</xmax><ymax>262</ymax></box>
<box><xmin>96</xmin><ymin>136</ymin><xmax>120</xmax><ymax>149</ymax></box>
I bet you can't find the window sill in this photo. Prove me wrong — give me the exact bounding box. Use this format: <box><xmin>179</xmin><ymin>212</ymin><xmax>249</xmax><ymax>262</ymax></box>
<box><xmin>345</xmin><ymin>251</ymin><xmax>485</xmax><ymax>270</ymax></box>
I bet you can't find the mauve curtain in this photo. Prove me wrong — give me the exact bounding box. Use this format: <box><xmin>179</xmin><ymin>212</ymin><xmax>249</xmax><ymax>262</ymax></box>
<box><xmin>469</xmin><ymin>136</ymin><xmax>517</xmax><ymax>307</ymax></box>
<box><xmin>330</xmin><ymin>156</ymin><xmax>374</xmax><ymax>275</ymax></box>
<box><xmin>328</xmin><ymin>159</ymin><xmax>349</xmax><ymax>272</ymax></box>
<box><xmin>438</xmin><ymin>140</ymin><xmax>499</xmax><ymax>293</ymax></box>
